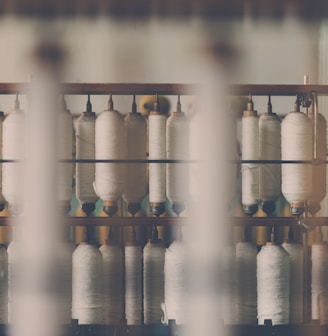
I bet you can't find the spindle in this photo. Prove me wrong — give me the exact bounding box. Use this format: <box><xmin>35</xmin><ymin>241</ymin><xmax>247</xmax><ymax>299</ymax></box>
<box><xmin>281</xmin><ymin>96</ymin><xmax>313</xmax><ymax>216</ymax></box>
<box><xmin>95</xmin><ymin>94</ymin><xmax>127</xmax><ymax>217</ymax></box>
<box><xmin>166</xmin><ymin>95</ymin><xmax>189</xmax><ymax>216</ymax></box>
<box><xmin>149</xmin><ymin>94</ymin><xmax>166</xmax><ymax>217</ymax></box>
<box><xmin>123</xmin><ymin>95</ymin><xmax>147</xmax><ymax>216</ymax></box>
<box><xmin>241</xmin><ymin>95</ymin><xmax>259</xmax><ymax>216</ymax></box>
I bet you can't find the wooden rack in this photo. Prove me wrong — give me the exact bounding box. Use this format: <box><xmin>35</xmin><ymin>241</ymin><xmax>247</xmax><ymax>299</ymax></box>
<box><xmin>2</xmin><ymin>83</ymin><xmax>328</xmax><ymax>96</ymax></box>
<box><xmin>1</xmin><ymin>82</ymin><xmax>328</xmax><ymax>336</ymax></box>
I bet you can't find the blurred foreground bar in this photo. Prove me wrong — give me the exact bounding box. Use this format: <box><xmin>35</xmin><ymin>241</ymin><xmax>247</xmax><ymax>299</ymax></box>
<box><xmin>2</xmin><ymin>0</ymin><xmax>328</xmax><ymax>19</ymax></box>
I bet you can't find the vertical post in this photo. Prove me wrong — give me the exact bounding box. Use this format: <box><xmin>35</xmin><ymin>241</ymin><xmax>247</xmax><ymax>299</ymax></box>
<box><xmin>11</xmin><ymin>39</ymin><xmax>64</xmax><ymax>336</ymax></box>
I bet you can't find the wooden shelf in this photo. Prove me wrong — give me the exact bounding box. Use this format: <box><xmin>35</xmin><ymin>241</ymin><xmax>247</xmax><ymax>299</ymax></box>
<box><xmin>2</xmin><ymin>83</ymin><xmax>328</xmax><ymax>96</ymax></box>
<box><xmin>0</xmin><ymin>216</ymin><xmax>326</xmax><ymax>227</ymax></box>
<box><xmin>229</xmin><ymin>84</ymin><xmax>328</xmax><ymax>96</ymax></box>
<box><xmin>231</xmin><ymin>216</ymin><xmax>328</xmax><ymax>227</ymax></box>
<box><xmin>0</xmin><ymin>83</ymin><xmax>199</xmax><ymax>96</ymax></box>
<box><xmin>0</xmin><ymin>216</ymin><xmax>187</xmax><ymax>227</ymax></box>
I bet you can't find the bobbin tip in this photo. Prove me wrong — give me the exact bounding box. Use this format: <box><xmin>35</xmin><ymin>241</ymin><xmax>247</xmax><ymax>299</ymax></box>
<box><xmin>289</xmin><ymin>202</ymin><xmax>305</xmax><ymax>216</ymax></box>
<box><xmin>127</xmin><ymin>202</ymin><xmax>141</xmax><ymax>216</ymax></box>
<box><xmin>243</xmin><ymin>204</ymin><xmax>258</xmax><ymax>217</ymax></box>
<box><xmin>103</xmin><ymin>205</ymin><xmax>118</xmax><ymax>217</ymax></box>
<box><xmin>262</xmin><ymin>201</ymin><xmax>276</xmax><ymax>216</ymax></box>
<box><xmin>308</xmin><ymin>202</ymin><xmax>321</xmax><ymax>217</ymax></box>
<box><xmin>172</xmin><ymin>202</ymin><xmax>185</xmax><ymax>217</ymax></box>
<box><xmin>81</xmin><ymin>203</ymin><xmax>95</xmax><ymax>216</ymax></box>
<box><xmin>150</xmin><ymin>202</ymin><xmax>166</xmax><ymax>217</ymax></box>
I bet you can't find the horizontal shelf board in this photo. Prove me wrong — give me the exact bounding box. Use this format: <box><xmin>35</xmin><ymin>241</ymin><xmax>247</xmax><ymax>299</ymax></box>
<box><xmin>230</xmin><ymin>84</ymin><xmax>328</xmax><ymax>96</ymax></box>
<box><xmin>231</xmin><ymin>216</ymin><xmax>328</xmax><ymax>227</ymax></box>
<box><xmin>2</xmin><ymin>83</ymin><xmax>328</xmax><ymax>96</ymax></box>
<box><xmin>0</xmin><ymin>159</ymin><xmax>199</xmax><ymax>163</ymax></box>
<box><xmin>63</xmin><ymin>216</ymin><xmax>187</xmax><ymax>226</ymax></box>
<box><xmin>1</xmin><ymin>216</ymin><xmax>328</xmax><ymax>227</ymax></box>
<box><xmin>0</xmin><ymin>83</ymin><xmax>200</xmax><ymax>95</ymax></box>
<box><xmin>0</xmin><ymin>216</ymin><xmax>187</xmax><ymax>226</ymax></box>
<box><xmin>230</xmin><ymin>160</ymin><xmax>328</xmax><ymax>164</ymax></box>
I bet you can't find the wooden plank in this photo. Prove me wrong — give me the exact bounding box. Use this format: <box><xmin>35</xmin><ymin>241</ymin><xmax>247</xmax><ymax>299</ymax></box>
<box><xmin>229</xmin><ymin>84</ymin><xmax>328</xmax><ymax>96</ymax></box>
<box><xmin>0</xmin><ymin>216</ymin><xmax>187</xmax><ymax>226</ymax></box>
<box><xmin>230</xmin><ymin>216</ymin><xmax>328</xmax><ymax>227</ymax></box>
<box><xmin>1</xmin><ymin>83</ymin><xmax>328</xmax><ymax>96</ymax></box>
<box><xmin>0</xmin><ymin>83</ymin><xmax>200</xmax><ymax>95</ymax></box>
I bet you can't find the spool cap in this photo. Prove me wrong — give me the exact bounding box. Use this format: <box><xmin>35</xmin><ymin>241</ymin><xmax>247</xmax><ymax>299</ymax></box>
<box><xmin>150</xmin><ymin>226</ymin><xmax>161</xmax><ymax>243</ymax></box>
<box><xmin>127</xmin><ymin>202</ymin><xmax>141</xmax><ymax>217</ymax></box>
<box><xmin>308</xmin><ymin>201</ymin><xmax>321</xmax><ymax>217</ymax></box>
<box><xmin>108</xmin><ymin>93</ymin><xmax>114</xmax><ymax>110</ymax></box>
<box><xmin>132</xmin><ymin>95</ymin><xmax>137</xmax><ymax>114</ymax></box>
<box><xmin>243</xmin><ymin>204</ymin><xmax>258</xmax><ymax>217</ymax></box>
<box><xmin>294</xmin><ymin>95</ymin><xmax>300</xmax><ymax>112</ymax></box>
<box><xmin>243</xmin><ymin>94</ymin><xmax>257</xmax><ymax>117</ymax></box>
<box><xmin>103</xmin><ymin>204</ymin><xmax>118</xmax><ymax>217</ymax></box>
<box><xmin>150</xmin><ymin>203</ymin><xmax>165</xmax><ymax>217</ymax></box>
<box><xmin>289</xmin><ymin>202</ymin><xmax>305</xmax><ymax>216</ymax></box>
<box><xmin>172</xmin><ymin>202</ymin><xmax>185</xmax><ymax>217</ymax></box>
<box><xmin>15</xmin><ymin>93</ymin><xmax>20</xmax><ymax>110</ymax></box>
<box><xmin>262</xmin><ymin>201</ymin><xmax>276</xmax><ymax>216</ymax></box>
<box><xmin>154</xmin><ymin>93</ymin><xmax>160</xmax><ymax>112</ymax></box>
<box><xmin>266</xmin><ymin>227</ymin><xmax>277</xmax><ymax>245</ymax></box>
<box><xmin>86</xmin><ymin>94</ymin><xmax>92</xmax><ymax>113</ymax></box>
<box><xmin>82</xmin><ymin>203</ymin><xmax>95</xmax><ymax>216</ymax></box>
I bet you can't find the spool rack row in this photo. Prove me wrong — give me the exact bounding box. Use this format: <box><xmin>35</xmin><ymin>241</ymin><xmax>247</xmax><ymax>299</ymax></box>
<box><xmin>1</xmin><ymin>82</ymin><xmax>328</xmax><ymax>336</ymax></box>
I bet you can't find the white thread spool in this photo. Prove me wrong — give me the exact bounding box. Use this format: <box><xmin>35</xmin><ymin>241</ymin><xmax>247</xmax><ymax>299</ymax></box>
<box><xmin>125</xmin><ymin>243</ymin><xmax>142</xmax><ymax>325</ymax></box>
<box><xmin>282</xmin><ymin>241</ymin><xmax>303</xmax><ymax>324</ymax></box>
<box><xmin>143</xmin><ymin>239</ymin><xmax>165</xmax><ymax>324</ymax></box>
<box><xmin>309</xmin><ymin>113</ymin><xmax>327</xmax><ymax>215</ymax></box>
<box><xmin>95</xmin><ymin>96</ymin><xmax>126</xmax><ymax>217</ymax></box>
<box><xmin>242</xmin><ymin>98</ymin><xmax>259</xmax><ymax>216</ymax></box>
<box><xmin>166</xmin><ymin>98</ymin><xmax>189</xmax><ymax>216</ymax></box>
<box><xmin>75</xmin><ymin>98</ymin><xmax>97</xmax><ymax>215</ymax></box>
<box><xmin>221</xmin><ymin>245</ymin><xmax>237</xmax><ymax>325</ymax></box>
<box><xmin>164</xmin><ymin>240</ymin><xmax>188</xmax><ymax>325</ymax></box>
<box><xmin>57</xmin><ymin>242</ymin><xmax>74</xmax><ymax>325</ymax></box>
<box><xmin>149</xmin><ymin>96</ymin><xmax>166</xmax><ymax>216</ymax></box>
<box><xmin>72</xmin><ymin>243</ymin><xmax>103</xmax><ymax>324</ymax></box>
<box><xmin>58</xmin><ymin>99</ymin><xmax>74</xmax><ymax>210</ymax></box>
<box><xmin>123</xmin><ymin>99</ymin><xmax>147</xmax><ymax>215</ymax></box>
<box><xmin>259</xmin><ymin>100</ymin><xmax>281</xmax><ymax>215</ymax></box>
<box><xmin>2</xmin><ymin>98</ymin><xmax>25</xmax><ymax>213</ymax></box>
<box><xmin>236</xmin><ymin>241</ymin><xmax>257</xmax><ymax>325</ymax></box>
<box><xmin>311</xmin><ymin>242</ymin><xmax>328</xmax><ymax>320</ymax></box>
<box><xmin>257</xmin><ymin>243</ymin><xmax>290</xmax><ymax>325</ymax></box>
<box><xmin>99</xmin><ymin>242</ymin><xmax>124</xmax><ymax>325</ymax></box>
<box><xmin>281</xmin><ymin>107</ymin><xmax>313</xmax><ymax>215</ymax></box>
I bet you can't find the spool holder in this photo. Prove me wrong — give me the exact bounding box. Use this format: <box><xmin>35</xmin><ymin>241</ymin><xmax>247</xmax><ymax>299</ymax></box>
<box><xmin>2</xmin><ymin>83</ymin><xmax>328</xmax><ymax>332</ymax></box>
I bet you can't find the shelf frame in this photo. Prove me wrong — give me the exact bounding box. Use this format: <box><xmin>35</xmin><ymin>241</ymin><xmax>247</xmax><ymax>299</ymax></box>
<box><xmin>1</xmin><ymin>83</ymin><xmax>328</xmax><ymax>96</ymax></box>
<box><xmin>0</xmin><ymin>216</ymin><xmax>187</xmax><ymax>227</ymax></box>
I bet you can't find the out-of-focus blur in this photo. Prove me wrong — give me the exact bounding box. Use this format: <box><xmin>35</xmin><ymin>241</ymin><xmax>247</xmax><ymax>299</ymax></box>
<box><xmin>0</xmin><ymin>2</ymin><xmax>328</xmax><ymax>336</ymax></box>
